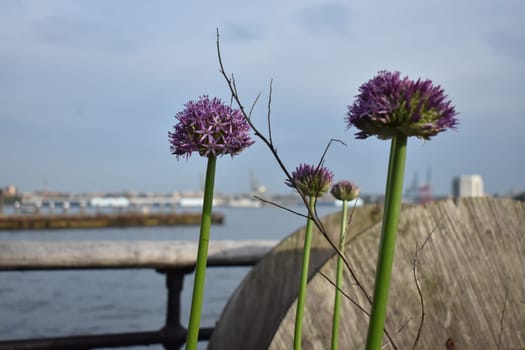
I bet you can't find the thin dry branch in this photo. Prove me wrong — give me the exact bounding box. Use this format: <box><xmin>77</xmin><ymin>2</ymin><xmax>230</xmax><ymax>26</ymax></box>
<box><xmin>248</xmin><ymin>93</ymin><xmax>261</xmax><ymax>120</ymax></box>
<box><xmin>318</xmin><ymin>268</ymin><xmax>399</xmax><ymax>349</ymax></box>
<box><xmin>218</xmin><ymin>29</ymin><xmax>343</xmax><ymax>272</ymax></box>
<box><xmin>253</xmin><ymin>195</ymin><xmax>308</xmax><ymax>219</ymax></box>
<box><xmin>219</xmin><ymin>52</ymin><xmax>364</xmax><ymax>297</ymax></box>
<box><xmin>411</xmin><ymin>218</ymin><xmax>443</xmax><ymax>350</ymax></box>
<box><xmin>411</xmin><ymin>241</ymin><xmax>425</xmax><ymax>350</ymax></box>
<box><xmin>267</xmin><ymin>79</ymin><xmax>274</xmax><ymax>144</ymax></box>
<box><xmin>497</xmin><ymin>286</ymin><xmax>509</xmax><ymax>350</ymax></box>
<box><xmin>216</xmin><ymin>28</ymin><xmax>398</xmax><ymax>350</ymax></box>
<box><xmin>318</xmin><ymin>269</ymin><xmax>370</xmax><ymax>316</ymax></box>
<box><xmin>317</xmin><ymin>138</ymin><xmax>347</xmax><ymax>169</ymax></box>
<box><xmin>395</xmin><ymin>316</ymin><xmax>414</xmax><ymax>336</ymax></box>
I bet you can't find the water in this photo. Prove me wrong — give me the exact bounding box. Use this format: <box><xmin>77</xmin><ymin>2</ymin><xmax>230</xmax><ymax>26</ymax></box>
<box><xmin>0</xmin><ymin>206</ymin><xmax>338</xmax><ymax>349</ymax></box>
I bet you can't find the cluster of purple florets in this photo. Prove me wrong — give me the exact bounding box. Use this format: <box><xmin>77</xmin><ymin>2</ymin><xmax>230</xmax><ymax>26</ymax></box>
<box><xmin>285</xmin><ymin>164</ymin><xmax>361</xmax><ymax>201</ymax></box>
<box><xmin>330</xmin><ymin>180</ymin><xmax>360</xmax><ymax>201</ymax></box>
<box><xmin>347</xmin><ymin>70</ymin><xmax>457</xmax><ymax>140</ymax></box>
<box><xmin>169</xmin><ymin>96</ymin><xmax>254</xmax><ymax>159</ymax></box>
<box><xmin>285</xmin><ymin>164</ymin><xmax>334</xmax><ymax>197</ymax></box>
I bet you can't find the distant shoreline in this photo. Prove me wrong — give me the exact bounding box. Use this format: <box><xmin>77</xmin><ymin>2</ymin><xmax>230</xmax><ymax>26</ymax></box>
<box><xmin>0</xmin><ymin>212</ymin><xmax>224</xmax><ymax>230</ymax></box>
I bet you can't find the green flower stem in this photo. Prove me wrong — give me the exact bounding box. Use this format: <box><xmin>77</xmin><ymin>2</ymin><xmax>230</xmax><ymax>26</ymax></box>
<box><xmin>365</xmin><ymin>134</ymin><xmax>407</xmax><ymax>350</ymax></box>
<box><xmin>294</xmin><ymin>195</ymin><xmax>316</xmax><ymax>350</ymax></box>
<box><xmin>185</xmin><ymin>155</ymin><xmax>217</xmax><ymax>350</ymax></box>
<box><xmin>331</xmin><ymin>199</ymin><xmax>348</xmax><ymax>350</ymax></box>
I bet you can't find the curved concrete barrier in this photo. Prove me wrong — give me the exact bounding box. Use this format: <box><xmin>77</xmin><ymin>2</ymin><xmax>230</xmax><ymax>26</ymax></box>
<box><xmin>208</xmin><ymin>204</ymin><xmax>384</xmax><ymax>350</ymax></box>
<box><xmin>209</xmin><ymin>198</ymin><xmax>525</xmax><ymax>349</ymax></box>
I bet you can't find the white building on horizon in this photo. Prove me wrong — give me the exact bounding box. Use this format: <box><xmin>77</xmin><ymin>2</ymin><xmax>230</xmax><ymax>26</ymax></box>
<box><xmin>452</xmin><ymin>175</ymin><xmax>484</xmax><ymax>198</ymax></box>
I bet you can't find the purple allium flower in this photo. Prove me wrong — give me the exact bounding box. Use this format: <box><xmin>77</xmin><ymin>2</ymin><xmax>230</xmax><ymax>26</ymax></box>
<box><xmin>331</xmin><ymin>180</ymin><xmax>360</xmax><ymax>201</ymax></box>
<box><xmin>347</xmin><ymin>70</ymin><xmax>458</xmax><ymax>140</ymax></box>
<box><xmin>169</xmin><ymin>96</ymin><xmax>254</xmax><ymax>159</ymax></box>
<box><xmin>285</xmin><ymin>164</ymin><xmax>334</xmax><ymax>197</ymax></box>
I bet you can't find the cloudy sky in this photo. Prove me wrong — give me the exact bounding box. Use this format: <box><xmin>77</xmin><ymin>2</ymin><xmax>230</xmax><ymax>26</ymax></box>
<box><xmin>1</xmin><ymin>0</ymin><xmax>524</xmax><ymax>196</ymax></box>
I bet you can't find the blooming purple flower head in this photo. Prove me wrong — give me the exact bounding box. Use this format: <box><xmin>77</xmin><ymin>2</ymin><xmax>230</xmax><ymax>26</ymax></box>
<box><xmin>347</xmin><ymin>70</ymin><xmax>458</xmax><ymax>140</ymax></box>
<box><xmin>169</xmin><ymin>96</ymin><xmax>254</xmax><ymax>159</ymax></box>
<box><xmin>285</xmin><ymin>164</ymin><xmax>334</xmax><ymax>197</ymax></box>
<box><xmin>331</xmin><ymin>180</ymin><xmax>360</xmax><ymax>201</ymax></box>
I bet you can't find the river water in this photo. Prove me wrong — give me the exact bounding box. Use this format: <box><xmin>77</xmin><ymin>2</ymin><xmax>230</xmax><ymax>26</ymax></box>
<box><xmin>0</xmin><ymin>206</ymin><xmax>338</xmax><ymax>349</ymax></box>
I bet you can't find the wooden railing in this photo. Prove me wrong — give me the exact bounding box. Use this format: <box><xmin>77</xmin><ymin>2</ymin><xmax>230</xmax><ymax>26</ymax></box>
<box><xmin>0</xmin><ymin>240</ymin><xmax>278</xmax><ymax>350</ymax></box>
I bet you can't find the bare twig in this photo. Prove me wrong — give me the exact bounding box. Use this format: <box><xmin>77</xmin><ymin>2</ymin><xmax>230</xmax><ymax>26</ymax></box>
<box><xmin>218</xmin><ymin>28</ymin><xmax>340</xmax><ymax>271</ymax></box>
<box><xmin>411</xmin><ymin>241</ymin><xmax>425</xmax><ymax>350</ymax></box>
<box><xmin>253</xmin><ymin>195</ymin><xmax>308</xmax><ymax>219</ymax></box>
<box><xmin>248</xmin><ymin>93</ymin><xmax>261</xmax><ymax>120</ymax></box>
<box><xmin>267</xmin><ymin>79</ymin><xmax>273</xmax><ymax>145</ymax></box>
<box><xmin>497</xmin><ymin>286</ymin><xmax>509</xmax><ymax>350</ymax></box>
<box><xmin>216</xmin><ymin>28</ymin><xmax>399</xmax><ymax>350</ymax></box>
<box><xmin>411</xmin><ymin>218</ymin><xmax>443</xmax><ymax>350</ymax></box>
<box><xmin>317</xmin><ymin>138</ymin><xmax>347</xmax><ymax>169</ymax></box>
<box><xmin>231</xmin><ymin>74</ymin><xmax>239</xmax><ymax>98</ymax></box>
<box><xmin>419</xmin><ymin>219</ymin><xmax>440</xmax><ymax>251</ymax></box>
<box><xmin>396</xmin><ymin>316</ymin><xmax>414</xmax><ymax>336</ymax></box>
<box><xmin>318</xmin><ymin>269</ymin><xmax>399</xmax><ymax>350</ymax></box>
<box><xmin>309</xmin><ymin>138</ymin><xmax>346</xmax><ymax>240</ymax></box>
<box><xmin>318</xmin><ymin>269</ymin><xmax>370</xmax><ymax>316</ymax></box>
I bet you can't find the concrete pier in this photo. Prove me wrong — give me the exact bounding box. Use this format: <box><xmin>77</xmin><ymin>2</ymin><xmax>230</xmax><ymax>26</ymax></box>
<box><xmin>0</xmin><ymin>212</ymin><xmax>224</xmax><ymax>230</ymax></box>
<box><xmin>0</xmin><ymin>240</ymin><xmax>278</xmax><ymax>270</ymax></box>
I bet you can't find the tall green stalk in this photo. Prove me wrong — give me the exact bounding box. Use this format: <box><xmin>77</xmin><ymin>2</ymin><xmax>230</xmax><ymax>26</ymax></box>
<box><xmin>331</xmin><ymin>199</ymin><xmax>348</xmax><ymax>350</ymax></box>
<box><xmin>185</xmin><ymin>155</ymin><xmax>217</xmax><ymax>350</ymax></box>
<box><xmin>294</xmin><ymin>195</ymin><xmax>316</xmax><ymax>350</ymax></box>
<box><xmin>365</xmin><ymin>134</ymin><xmax>407</xmax><ymax>350</ymax></box>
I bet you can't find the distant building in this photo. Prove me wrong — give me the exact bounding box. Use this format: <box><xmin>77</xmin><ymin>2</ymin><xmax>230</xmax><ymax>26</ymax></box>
<box><xmin>4</xmin><ymin>185</ymin><xmax>17</xmax><ymax>196</ymax></box>
<box><xmin>452</xmin><ymin>175</ymin><xmax>484</xmax><ymax>198</ymax></box>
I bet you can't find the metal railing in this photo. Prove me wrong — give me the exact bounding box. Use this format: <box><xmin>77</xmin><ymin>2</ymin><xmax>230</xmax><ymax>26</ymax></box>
<box><xmin>0</xmin><ymin>240</ymin><xmax>278</xmax><ymax>350</ymax></box>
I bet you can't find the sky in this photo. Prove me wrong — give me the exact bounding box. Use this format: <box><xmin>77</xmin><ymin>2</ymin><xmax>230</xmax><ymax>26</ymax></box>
<box><xmin>1</xmin><ymin>0</ymin><xmax>524</xmax><ymax>196</ymax></box>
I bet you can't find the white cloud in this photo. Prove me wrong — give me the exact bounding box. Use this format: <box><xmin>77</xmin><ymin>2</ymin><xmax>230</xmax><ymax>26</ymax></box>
<box><xmin>297</xmin><ymin>3</ymin><xmax>352</xmax><ymax>37</ymax></box>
